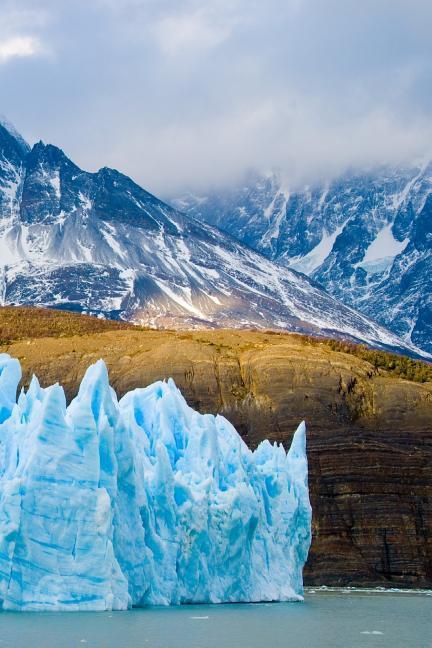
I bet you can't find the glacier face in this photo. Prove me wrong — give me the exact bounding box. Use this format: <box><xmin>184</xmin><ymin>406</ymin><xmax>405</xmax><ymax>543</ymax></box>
<box><xmin>0</xmin><ymin>354</ymin><xmax>311</xmax><ymax>611</ymax></box>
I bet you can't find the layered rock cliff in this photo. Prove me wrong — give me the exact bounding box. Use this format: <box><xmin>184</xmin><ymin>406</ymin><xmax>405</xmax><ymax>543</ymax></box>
<box><xmin>2</xmin><ymin>313</ymin><xmax>430</xmax><ymax>588</ymax></box>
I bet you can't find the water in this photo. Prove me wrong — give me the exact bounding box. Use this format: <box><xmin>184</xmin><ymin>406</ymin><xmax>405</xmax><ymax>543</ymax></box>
<box><xmin>0</xmin><ymin>590</ymin><xmax>431</xmax><ymax>648</ymax></box>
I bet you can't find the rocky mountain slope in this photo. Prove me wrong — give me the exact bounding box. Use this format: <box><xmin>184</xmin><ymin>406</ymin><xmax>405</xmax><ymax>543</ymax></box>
<box><xmin>172</xmin><ymin>166</ymin><xmax>432</xmax><ymax>354</ymax></box>
<box><xmin>2</xmin><ymin>307</ymin><xmax>431</xmax><ymax>587</ymax></box>
<box><xmin>0</xmin><ymin>119</ymin><xmax>426</xmax><ymax>356</ymax></box>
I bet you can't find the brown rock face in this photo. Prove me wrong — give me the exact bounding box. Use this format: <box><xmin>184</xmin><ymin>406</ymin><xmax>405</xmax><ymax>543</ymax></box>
<box><xmin>2</xmin><ymin>327</ymin><xmax>431</xmax><ymax>587</ymax></box>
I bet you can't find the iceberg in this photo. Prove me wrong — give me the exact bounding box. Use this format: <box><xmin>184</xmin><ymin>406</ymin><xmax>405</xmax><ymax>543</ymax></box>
<box><xmin>0</xmin><ymin>353</ymin><xmax>312</xmax><ymax>611</ymax></box>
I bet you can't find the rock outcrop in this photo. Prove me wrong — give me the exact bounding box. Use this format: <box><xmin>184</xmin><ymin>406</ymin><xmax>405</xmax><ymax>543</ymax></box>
<box><xmin>3</xmin><ymin>324</ymin><xmax>431</xmax><ymax>588</ymax></box>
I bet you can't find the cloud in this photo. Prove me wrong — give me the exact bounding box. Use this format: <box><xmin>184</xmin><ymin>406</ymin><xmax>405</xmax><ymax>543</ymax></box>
<box><xmin>0</xmin><ymin>3</ymin><xmax>50</xmax><ymax>65</ymax></box>
<box><xmin>1</xmin><ymin>0</ymin><xmax>432</xmax><ymax>194</ymax></box>
<box><xmin>0</xmin><ymin>36</ymin><xmax>42</xmax><ymax>64</ymax></box>
<box><xmin>153</xmin><ymin>7</ymin><xmax>234</xmax><ymax>57</ymax></box>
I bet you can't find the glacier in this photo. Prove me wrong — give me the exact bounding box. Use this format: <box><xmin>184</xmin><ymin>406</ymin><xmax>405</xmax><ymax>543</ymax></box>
<box><xmin>0</xmin><ymin>353</ymin><xmax>312</xmax><ymax>611</ymax></box>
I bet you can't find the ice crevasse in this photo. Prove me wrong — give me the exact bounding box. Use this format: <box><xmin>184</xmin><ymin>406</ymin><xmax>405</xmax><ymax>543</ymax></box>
<box><xmin>0</xmin><ymin>353</ymin><xmax>312</xmax><ymax>611</ymax></box>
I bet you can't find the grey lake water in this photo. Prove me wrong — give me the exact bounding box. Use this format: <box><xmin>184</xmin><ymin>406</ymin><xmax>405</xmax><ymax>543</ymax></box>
<box><xmin>0</xmin><ymin>590</ymin><xmax>431</xmax><ymax>648</ymax></box>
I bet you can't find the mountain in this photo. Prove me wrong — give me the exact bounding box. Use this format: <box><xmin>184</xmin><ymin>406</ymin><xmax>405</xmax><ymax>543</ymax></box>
<box><xmin>171</xmin><ymin>167</ymin><xmax>432</xmax><ymax>354</ymax></box>
<box><xmin>0</xmin><ymin>119</ymin><xmax>426</xmax><ymax>356</ymax></box>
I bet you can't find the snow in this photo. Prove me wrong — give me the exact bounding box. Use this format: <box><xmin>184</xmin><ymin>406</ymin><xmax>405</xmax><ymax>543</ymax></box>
<box><xmin>200</xmin><ymin>289</ymin><xmax>222</xmax><ymax>305</ymax></box>
<box><xmin>79</xmin><ymin>192</ymin><xmax>92</xmax><ymax>211</ymax></box>
<box><xmin>0</xmin><ymin>116</ymin><xmax>30</xmax><ymax>152</ymax></box>
<box><xmin>317</xmin><ymin>186</ymin><xmax>329</xmax><ymax>210</ymax></box>
<box><xmin>389</xmin><ymin>167</ymin><xmax>425</xmax><ymax>210</ymax></box>
<box><xmin>154</xmin><ymin>278</ymin><xmax>208</xmax><ymax>320</ymax></box>
<box><xmin>0</xmin><ymin>233</ymin><xmax>19</xmax><ymax>267</ymax></box>
<box><xmin>50</xmin><ymin>171</ymin><xmax>61</xmax><ymax>200</ymax></box>
<box><xmin>102</xmin><ymin>224</ymin><xmax>125</xmax><ymax>260</ymax></box>
<box><xmin>357</xmin><ymin>224</ymin><xmax>409</xmax><ymax>274</ymax></box>
<box><xmin>55</xmin><ymin>210</ymin><xmax>67</xmax><ymax>228</ymax></box>
<box><xmin>173</xmin><ymin>194</ymin><xmax>208</xmax><ymax>211</ymax></box>
<box><xmin>288</xmin><ymin>223</ymin><xmax>346</xmax><ymax>276</ymax></box>
<box><xmin>0</xmin><ymin>160</ymin><xmax>22</xmax><ymax>215</ymax></box>
<box><xmin>75</xmin><ymin>239</ymin><xmax>94</xmax><ymax>263</ymax></box>
<box><xmin>0</xmin><ymin>354</ymin><xmax>312</xmax><ymax>611</ymax></box>
<box><xmin>260</xmin><ymin>190</ymin><xmax>290</xmax><ymax>248</ymax></box>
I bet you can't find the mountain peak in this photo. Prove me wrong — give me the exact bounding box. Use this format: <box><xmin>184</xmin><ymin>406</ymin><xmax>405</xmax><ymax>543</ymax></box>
<box><xmin>27</xmin><ymin>141</ymin><xmax>80</xmax><ymax>176</ymax></box>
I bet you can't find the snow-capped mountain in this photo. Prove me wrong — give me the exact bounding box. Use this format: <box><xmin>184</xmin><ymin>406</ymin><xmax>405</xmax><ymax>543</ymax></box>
<box><xmin>0</xmin><ymin>119</ymin><xmax>426</xmax><ymax>356</ymax></box>
<box><xmin>172</xmin><ymin>167</ymin><xmax>432</xmax><ymax>354</ymax></box>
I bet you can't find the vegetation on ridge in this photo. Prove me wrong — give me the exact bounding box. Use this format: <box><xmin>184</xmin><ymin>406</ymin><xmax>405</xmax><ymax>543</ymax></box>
<box><xmin>0</xmin><ymin>306</ymin><xmax>430</xmax><ymax>385</ymax></box>
<box><xmin>290</xmin><ymin>334</ymin><xmax>432</xmax><ymax>383</ymax></box>
<box><xmin>0</xmin><ymin>306</ymin><xmax>135</xmax><ymax>343</ymax></box>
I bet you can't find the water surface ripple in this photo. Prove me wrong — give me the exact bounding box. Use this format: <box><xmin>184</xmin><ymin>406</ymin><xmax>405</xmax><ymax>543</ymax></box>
<box><xmin>0</xmin><ymin>590</ymin><xmax>430</xmax><ymax>648</ymax></box>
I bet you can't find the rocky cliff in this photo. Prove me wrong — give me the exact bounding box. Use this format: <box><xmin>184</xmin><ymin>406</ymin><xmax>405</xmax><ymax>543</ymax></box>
<box><xmin>2</xmin><ymin>311</ymin><xmax>431</xmax><ymax>588</ymax></box>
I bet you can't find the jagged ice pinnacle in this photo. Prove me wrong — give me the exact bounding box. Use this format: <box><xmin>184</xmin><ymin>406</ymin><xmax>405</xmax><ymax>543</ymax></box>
<box><xmin>0</xmin><ymin>353</ymin><xmax>312</xmax><ymax>611</ymax></box>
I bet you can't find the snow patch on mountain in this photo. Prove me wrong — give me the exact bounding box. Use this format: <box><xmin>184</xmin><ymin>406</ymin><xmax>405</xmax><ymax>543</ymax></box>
<box><xmin>288</xmin><ymin>222</ymin><xmax>347</xmax><ymax>275</ymax></box>
<box><xmin>356</xmin><ymin>224</ymin><xmax>409</xmax><ymax>275</ymax></box>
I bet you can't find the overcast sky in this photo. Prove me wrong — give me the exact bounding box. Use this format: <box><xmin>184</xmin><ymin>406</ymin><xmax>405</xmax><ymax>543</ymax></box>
<box><xmin>1</xmin><ymin>0</ymin><xmax>431</xmax><ymax>194</ymax></box>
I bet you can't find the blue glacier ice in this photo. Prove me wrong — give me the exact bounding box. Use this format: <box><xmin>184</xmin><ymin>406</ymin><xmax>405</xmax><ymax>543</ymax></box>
<box><xmin>0</xmin><ymin>353</ymin><xmax>312</xmax><ymax>611</ymax></box>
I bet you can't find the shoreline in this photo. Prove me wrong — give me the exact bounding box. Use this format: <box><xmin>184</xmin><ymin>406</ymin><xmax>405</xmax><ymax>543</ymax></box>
<box><xmin>305</xmin><ymin>586</ymin><xmax>432</xmax><ymax>596</ymax></box>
